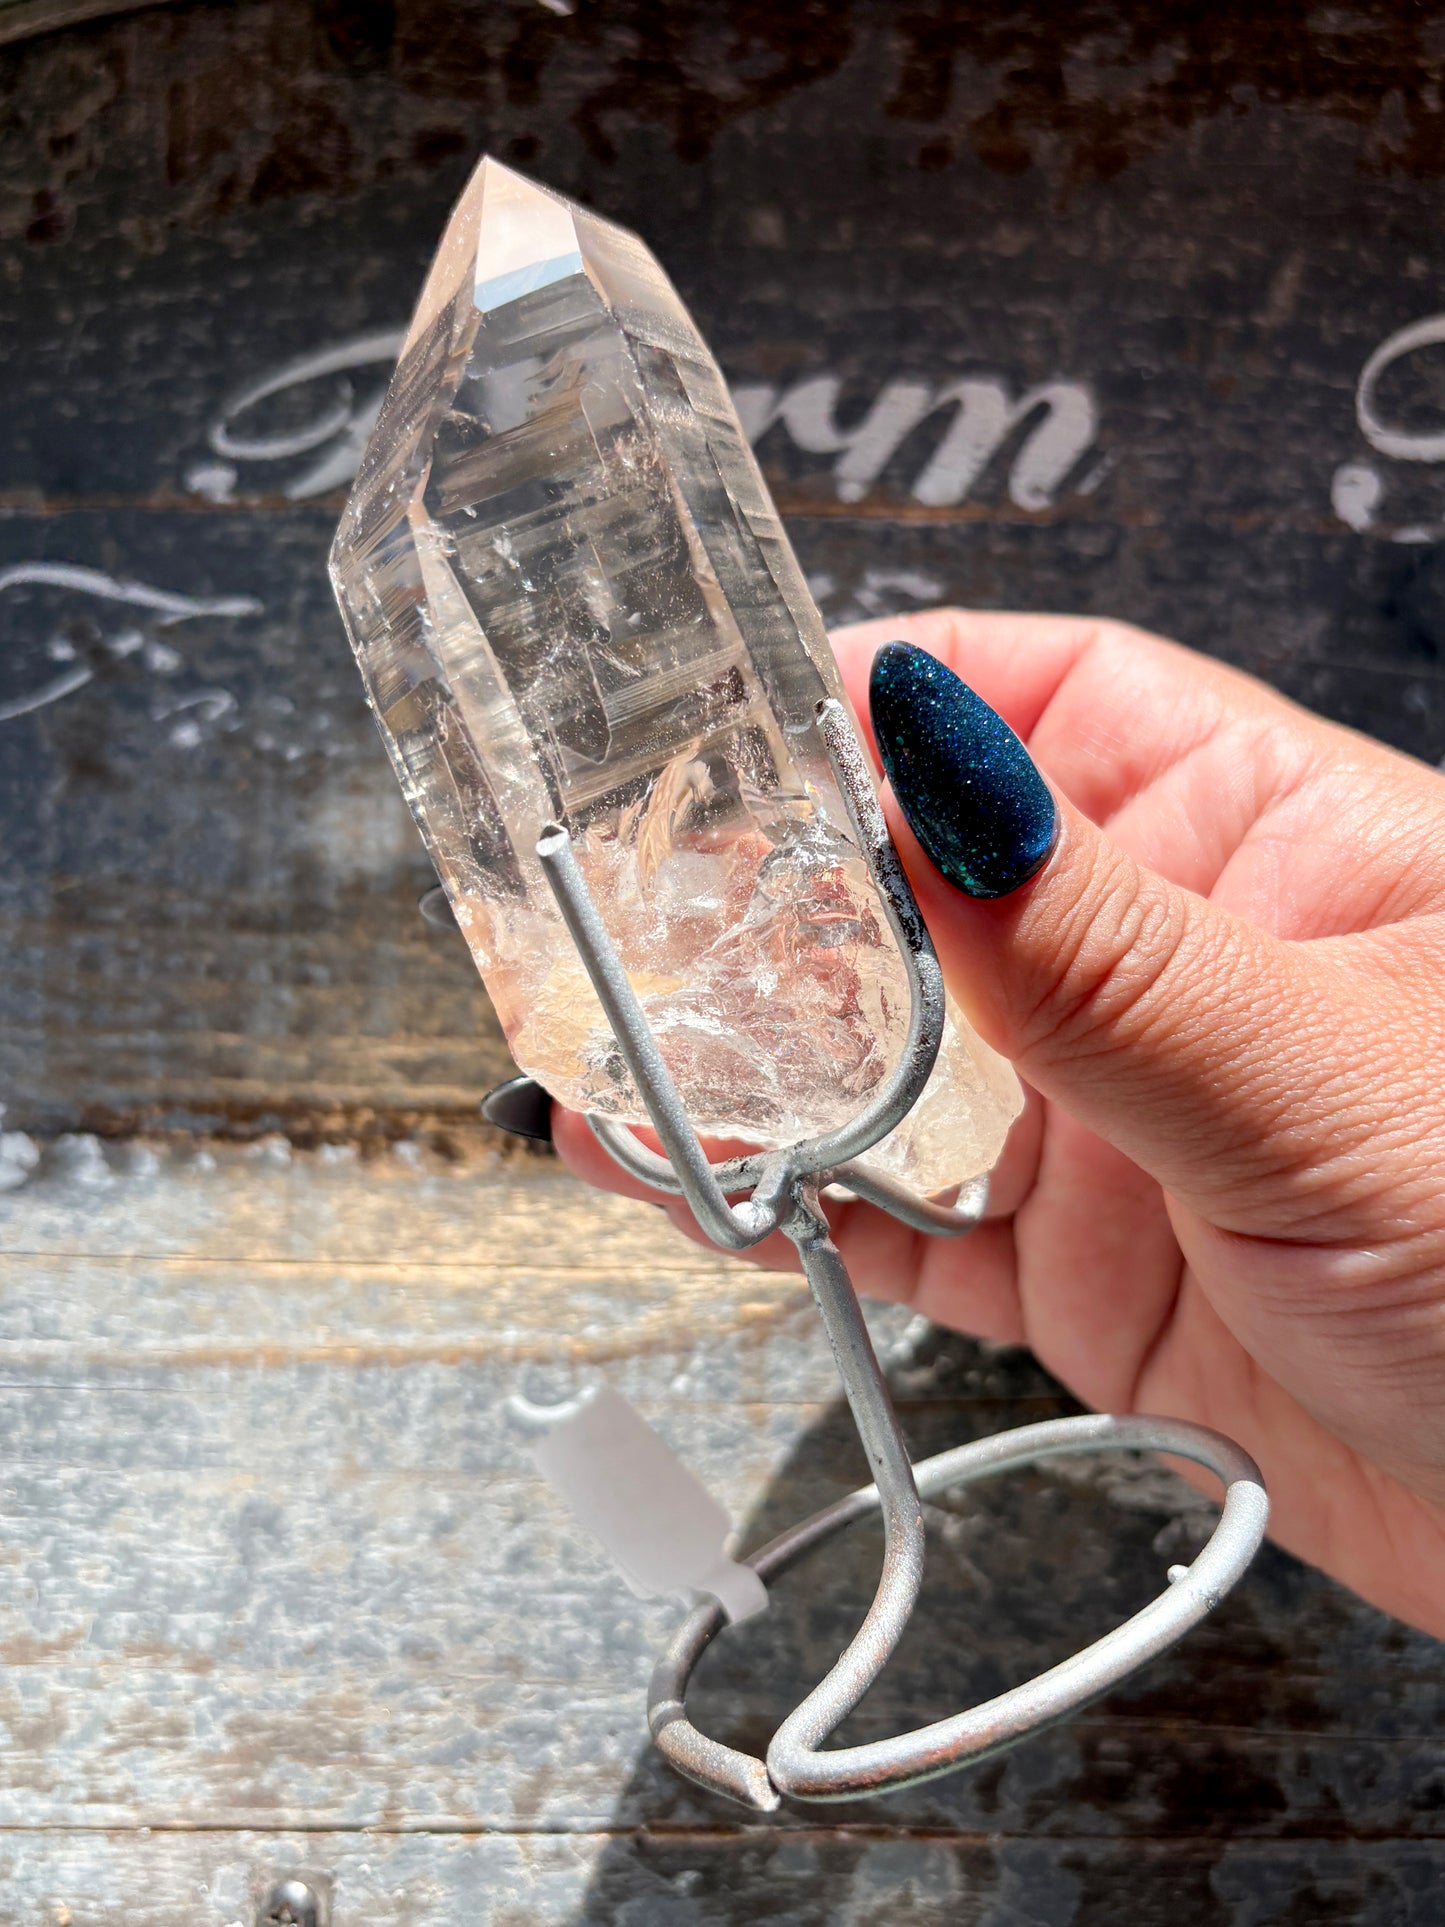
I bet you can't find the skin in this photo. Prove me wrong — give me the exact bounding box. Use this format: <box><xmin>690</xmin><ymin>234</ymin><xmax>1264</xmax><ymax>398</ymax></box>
<box><xmin>554</xmin><ymin>610</ymin><xmax>1445</xmax><ymax>1640</ymax></box>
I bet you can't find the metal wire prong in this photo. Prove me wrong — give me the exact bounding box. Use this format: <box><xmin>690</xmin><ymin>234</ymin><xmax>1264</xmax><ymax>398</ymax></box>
<box><xmin>586</xmin><ymin>1114</ymin><xmax>771</xmax><ymax>1199</ymax></box>
<box><xmin>767</xmin><ymin>698</ymin><xmax>947</xmax><ymax>1180</ymax></box>
<box><xmin>829</xmin><ymin>1163</ymin><xmax>988</xmax><ymax>1236</ymax></box>
<box><xmin>586</xmin><ymin>1118</ymin><xmax>989</xmax><ymax>1237</ymax></box>
<box><xmin>567</xmin><ymin>694</ymin><xmax>952</xmax><ymax>1207</ymax></box>
<box><xmin>535</xmin><ymin>825</ymin><xmax>781</xmax><ymax>1252</ymax></box>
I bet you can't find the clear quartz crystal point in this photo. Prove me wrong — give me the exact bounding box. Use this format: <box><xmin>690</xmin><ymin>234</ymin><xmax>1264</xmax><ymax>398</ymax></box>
<box><xmin>330</xmin><ymin>157</ymin><xmax>1021</xmax><ymax>1192</ymax></box>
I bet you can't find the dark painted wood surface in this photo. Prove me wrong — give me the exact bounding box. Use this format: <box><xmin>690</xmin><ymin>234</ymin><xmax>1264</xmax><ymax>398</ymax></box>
<box><xmin>4</xmin><ymin>0</ymin><xmax>1445</xmax><ymax>1136</ymax></box>
<box><xmin>0</xmin><ymin>4</ymin><xmax>1443</xmax><ymax>1921</ymax></box>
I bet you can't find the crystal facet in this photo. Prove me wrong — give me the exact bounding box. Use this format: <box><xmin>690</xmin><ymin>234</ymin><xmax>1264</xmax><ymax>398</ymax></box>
<box><xmin>329</xmin><ymin>158</ymin><xmax>1022</xmax><ymax>1191</ymax></box>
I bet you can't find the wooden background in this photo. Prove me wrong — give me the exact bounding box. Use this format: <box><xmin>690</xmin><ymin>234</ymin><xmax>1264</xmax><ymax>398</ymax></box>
<box><xmin>0</xmin><ymin>2</ymin><xmax>1443</xmax><ymax>1921</ymax></box>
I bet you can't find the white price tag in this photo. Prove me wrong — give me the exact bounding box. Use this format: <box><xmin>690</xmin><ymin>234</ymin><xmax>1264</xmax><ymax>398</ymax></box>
<box><xmin>531</xmin><ymin>1384</ymin><xmax>768</xmax><ymax>1624</ymax></box>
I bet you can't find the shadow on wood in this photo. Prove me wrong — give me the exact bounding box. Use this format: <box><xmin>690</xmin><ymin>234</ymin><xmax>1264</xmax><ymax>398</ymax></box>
<box><xmin>569</xmin><ymin>1326</ymin><xmax>1432</xmax><ymax>1924</ymax></box>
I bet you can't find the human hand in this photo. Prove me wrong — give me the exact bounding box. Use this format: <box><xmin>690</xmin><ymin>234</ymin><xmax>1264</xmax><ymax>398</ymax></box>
<box><xmin>553</xmin><ymin>610</ymin><xmax>1445</xmax><ymax>1638</ymax></box>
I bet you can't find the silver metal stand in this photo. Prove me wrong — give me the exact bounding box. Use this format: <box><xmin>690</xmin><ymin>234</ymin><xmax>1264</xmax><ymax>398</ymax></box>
<box><xmin>536</xmin><ymin>697</ymin><xmax>1268</xmax><ymax>1811</ymax></box>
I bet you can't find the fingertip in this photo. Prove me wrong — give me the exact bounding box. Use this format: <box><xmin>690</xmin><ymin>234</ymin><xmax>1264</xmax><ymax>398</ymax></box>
<box><xmin>981</xmin><ymin>1086</ymin><xmax>1044</xmax><ymax>1220</ymax></box>
<box><xmin>551</xmin><ymin>1106</ymin><xmax>662</xmax><ymax>1205</ymax></box>
<box><xmin>549</xmin><ymin>1103</ymin><xmax>590</xmax><ymax>1170</ymax></box>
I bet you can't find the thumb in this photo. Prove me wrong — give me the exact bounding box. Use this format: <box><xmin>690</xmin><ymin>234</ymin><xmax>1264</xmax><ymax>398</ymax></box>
<box><xmin>868</xmin><ymin>641</ymin><xmax>1318</xmax><ymax>1232</ymax></box>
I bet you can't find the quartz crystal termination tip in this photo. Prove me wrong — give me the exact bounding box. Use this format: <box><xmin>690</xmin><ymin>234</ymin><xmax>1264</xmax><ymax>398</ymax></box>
<box><xmin>330</xmin><ymin>156</ymin><xmax>1022</xmax><ymax>1194</ymax></box>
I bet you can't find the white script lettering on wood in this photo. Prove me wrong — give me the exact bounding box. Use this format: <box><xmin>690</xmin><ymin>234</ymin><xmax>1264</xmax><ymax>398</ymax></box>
<box><xmin>0</xmin><ymin>564</ymin><xmax>261</xmax><ymax>736</ymax></box>
<box><xmin>1332</xmin><ymin>314</ymin><xmax>1445</xmax><ymax>542</ymax></box>
<box><xmin>732</xmin><ymin>374</ymin><xmax>1098</xmax><ymax>509</ymax></box>
<box><xmin>189</xmin><ymin>330</ymin><xmax>1102</xmax><ymax>512</ymax></box>
<box><xmin>186</xmin><ymin>329</ymin><xmax>405</xmax><ymax>504</ymax></box>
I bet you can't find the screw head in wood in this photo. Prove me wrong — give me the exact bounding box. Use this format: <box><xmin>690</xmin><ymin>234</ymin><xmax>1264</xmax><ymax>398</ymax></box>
<box><xmin>257</xmin><ymin>1877</ymin><xmax>322</xmax><ymax>1927</ymax></box>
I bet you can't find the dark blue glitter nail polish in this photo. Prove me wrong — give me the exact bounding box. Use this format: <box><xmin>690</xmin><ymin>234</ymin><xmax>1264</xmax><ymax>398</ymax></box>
<box><xmin>869</xmin><ymin>641</ymin><xmax>1058</xmax><ymax>899</ymax></box>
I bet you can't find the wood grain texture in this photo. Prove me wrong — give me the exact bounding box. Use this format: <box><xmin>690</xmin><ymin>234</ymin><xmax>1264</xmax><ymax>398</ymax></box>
<box><xmin>3</xmin><ymin>0</ymin><xmax>1445</xmax><ymax>1132</ymax></box>
<box><xmin>2</xmin><ymin>1831</ymin><xmax>1444</xmax><ymax>1927</ymax></box>
<box><xmin>0</xmin><ymin>1146</ymin><xmax>1440</xmax><ymax>1920</ymax></box>
<box><xmin>1</xmin><ymin>6</ymin><xmax>1443</xmax><ymax>1918</ymax></box>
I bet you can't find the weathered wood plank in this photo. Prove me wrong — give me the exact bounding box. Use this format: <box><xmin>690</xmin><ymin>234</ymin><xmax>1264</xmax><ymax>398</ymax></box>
<box><xmin>0</xmin><ymin>1147</ymin><xmax>1437</xmax><ymax>1860</ymax></box>
<box><xmin>0</xmin><ymin>1829</ymin><xmax>1441</xmax><ymax>1927</ymax></box>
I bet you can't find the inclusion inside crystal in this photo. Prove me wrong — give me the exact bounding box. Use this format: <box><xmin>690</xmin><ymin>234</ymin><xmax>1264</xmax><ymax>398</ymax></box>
<box><xmin>330</xmin><ymin>158</ymin><xmax>1021</xmax><ymax>1192</ymax></box>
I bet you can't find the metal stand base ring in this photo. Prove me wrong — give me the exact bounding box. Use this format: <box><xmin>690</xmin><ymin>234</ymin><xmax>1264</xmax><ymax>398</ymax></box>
<box><xmin>649</xmin><ymin>1413</ymin><xmax>1268</xmax><ymax>1811</ymax></box>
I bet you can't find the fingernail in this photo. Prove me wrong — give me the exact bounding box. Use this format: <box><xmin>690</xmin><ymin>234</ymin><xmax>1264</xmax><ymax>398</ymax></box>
<box><xmin>869</xmin><ymin>641</ymin><xmax>1058</xmax><ymax>899</ymax></box>
<box><xmin>481</xmin><ymin>1074</ymin><xmax>555</xmax><ymax>1144</ymax></box>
